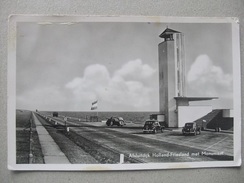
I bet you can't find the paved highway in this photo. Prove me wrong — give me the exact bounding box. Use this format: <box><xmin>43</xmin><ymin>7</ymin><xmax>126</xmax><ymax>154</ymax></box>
<box><xmin>42</xmin><ymin>114</ymin><xmax>233</xmax><ymax>163</ymax></box>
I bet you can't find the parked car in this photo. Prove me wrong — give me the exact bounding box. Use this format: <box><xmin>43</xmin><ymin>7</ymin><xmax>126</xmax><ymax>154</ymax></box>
<box><xmin>106</xmin><ymin>117</ymin><xmax>125</xmax><ymax>126</ymax></box>
<box><xmin>182</xmin><ymin>122</ymin><xmax>201</xmax><ymax>135</ymax></box>
<box><xmin>143</xmin><ymin>120</ymin><xmax>164</xmax><ymax>134</ymax></box>
<box><xmin>53</xmin><ymin>112</ymin><xmax>58</xmax><ymax>117</ymax></box>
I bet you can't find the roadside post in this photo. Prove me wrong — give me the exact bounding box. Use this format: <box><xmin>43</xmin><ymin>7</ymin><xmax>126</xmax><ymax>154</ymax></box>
<box><xmin>120</xmin><ymin>154</ymin><xmax>124</xmax><ymax>164</ymax></box>
<box><xmin>29</xmin><ymin>117</ymin><xmax>33</xmax><ymax>164</ymax></box>
<box><xmin>64</xmin><ymin>116</ymin><xmax>69</xmax><ymax>133</ymax></box>
<box><xmin>64</xmin><ymin>116</ymin><xmax>67</xmax><ymax>127</ymax></box>
<box><xmin>202</xmin><ymin>119</ymin><xmax>206</xmax><ymax>130</ymax></box>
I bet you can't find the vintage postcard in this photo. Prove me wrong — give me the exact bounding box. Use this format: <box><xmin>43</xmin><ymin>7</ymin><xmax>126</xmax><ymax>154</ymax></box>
<box><xmin>8</xmin><ymin>15</ymin><xmax>241</xmax><ymax>170</ymax></box>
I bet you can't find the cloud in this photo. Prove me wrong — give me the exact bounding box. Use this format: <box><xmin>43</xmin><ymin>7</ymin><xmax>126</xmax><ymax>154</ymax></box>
<box><xmin>115</xmin><ymin>59</ymin><xmax>156</xmax><ymax>80</ymax></box>
<box><xmin>65</xmin><ymin>64</ymin><xmax>109</xmax><ymax>103</ymax></box>
<box><xmin>65</xmin><ymin>59</ymin><xmax>157</xmax><ymax>111</ymax></box>
<box><xmin>187</xmin><ymin>54</ymin><xmax>232</xmax><ymax>98</ymax></box>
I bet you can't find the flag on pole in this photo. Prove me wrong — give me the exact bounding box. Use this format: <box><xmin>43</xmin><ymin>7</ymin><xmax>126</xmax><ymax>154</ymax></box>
<box><xmin>91</xmin><ymin>100</ymin><xmax>98</xmax><ymax>110</ymax></box>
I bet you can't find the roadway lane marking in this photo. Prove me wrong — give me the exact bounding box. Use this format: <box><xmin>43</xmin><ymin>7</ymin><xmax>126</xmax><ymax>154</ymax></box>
<box><xmin>47</xmin><ymin>118</ymin><xmax>233</xmax><ymax>157</ymax></box>
<box><xmin>133</xmin><ymin>133</ymin><xmax>233</xmax><ymax>156</ymax></box>
<box><xmin>204</xmin><ymin>137</ymin><xmax>229</xmax><ymax>151</ymax></box>
<box><xmin>70</xmin><ymin>127</ymin><xmax>200</xmax><ymax>162</ymax></box>
<box><xmin>67</xmin><ymin>124</ymin><xmax>202</xmax><ymax>162</ymax></box>
<box><xmin>181</xmin><ymin>135</ymin><xmax>207</xmax><ymax>144</ymax></box>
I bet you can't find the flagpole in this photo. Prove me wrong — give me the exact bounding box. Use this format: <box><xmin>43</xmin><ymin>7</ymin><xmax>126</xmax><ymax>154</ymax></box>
<box><xmin>91</xmin><ymin>100</ymin><xmax>99</xmax><ymax>122</ymax></box>
<box><xmin>96</xmin><ymin>100</ymin><xmax>98</xmax><ymax>122</ymax></box>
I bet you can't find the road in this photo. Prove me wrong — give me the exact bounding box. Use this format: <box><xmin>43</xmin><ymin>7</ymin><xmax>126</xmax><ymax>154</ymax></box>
<box><xmin>39</xmin><ymin>114</ymin><xmax>233</xmax><ymax>163</ymax></box>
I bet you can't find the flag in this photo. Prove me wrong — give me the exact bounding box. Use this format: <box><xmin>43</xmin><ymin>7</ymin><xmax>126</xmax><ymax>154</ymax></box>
<box><xmin>91</xmin><ymin>100</ymin><xmax>98</xmax><ymax>110</ymax></box>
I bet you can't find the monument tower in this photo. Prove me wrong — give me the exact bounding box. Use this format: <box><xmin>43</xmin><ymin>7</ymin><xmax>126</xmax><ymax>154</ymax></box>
<box><xmin>158</xmin><ymin>28</ymin><xmax>217</xmax><ymax>128</ymax></box>
<box><xmin>158</xmin><ymin>28</ymin><xmax>186</xmax><ymax>127</ymax></box>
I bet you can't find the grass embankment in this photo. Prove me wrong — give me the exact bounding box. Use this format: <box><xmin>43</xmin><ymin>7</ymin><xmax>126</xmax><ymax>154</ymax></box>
<box><xmin>16</xmin><ymin>110</ymin><xmax>44</xmax><ymax>164</ymax></box>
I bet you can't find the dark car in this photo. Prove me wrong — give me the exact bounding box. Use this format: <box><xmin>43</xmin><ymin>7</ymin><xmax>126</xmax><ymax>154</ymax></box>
<box><xmin>182</xmin><ymin>122</ymin><xmax>201</xmax><ymax>135</ymax></box>
<box><xmin>106</xmin><ymin>117</ymin><xmax>125</xmax><ymax>126</ymax></box>
<box><xmin>143</xmin><ymin>120</ymin><xmax>164</xmax><ymax>134</ymax></box>
<box><xmin>53</xmin><ymin>112</ymin><xmax>58</xmax><ymax>117</ymax></box>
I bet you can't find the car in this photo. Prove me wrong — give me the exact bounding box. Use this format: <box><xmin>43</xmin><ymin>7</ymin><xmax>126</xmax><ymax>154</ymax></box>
<box><xmin>143</xmin><ymin>120</ymin><xmax>164</xmax><ymax>134</ymax></box>
<box><xmin>182</xmin><ymin>122</ymin><xmax>201</xmax><ymax>135</ymax></box>
<box><xmin>106</xmin><ymin>117</ymin><xmax>125</xmax><ymax>126</ymax></box>
<box><xmin>53</xmin><ymin>112</ymin><xmax>58</xmax><ymax>117</ymax></box>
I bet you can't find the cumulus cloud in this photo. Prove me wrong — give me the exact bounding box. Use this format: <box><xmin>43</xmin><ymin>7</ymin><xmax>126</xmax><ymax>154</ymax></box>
<box><xmin>65</xmin><ymin>59</ymin><xmax>157</xmax><ymax>111</ymax></box>
<box><xmin>115</xmin><ymin>59</ymin><xmax>156</xmax><ymax>80</ymax></box>
<box><xmin>187</xmin><ymin>55</ymin><xmax>232</xmax><ymax>97</ymax></box>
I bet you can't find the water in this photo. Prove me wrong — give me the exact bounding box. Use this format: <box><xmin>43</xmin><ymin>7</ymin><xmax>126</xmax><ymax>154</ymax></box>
<box><xmin>41</xmin><ymin>111</ymin><xmax>158</xmax><ymax>124</ymax></box>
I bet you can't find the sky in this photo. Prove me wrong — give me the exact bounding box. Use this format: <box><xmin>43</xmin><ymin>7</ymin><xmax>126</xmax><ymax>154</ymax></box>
<box><xmin>16</xmin><ymin>21</ymin><xmax>233</xmax><ymax>111</ymax></box>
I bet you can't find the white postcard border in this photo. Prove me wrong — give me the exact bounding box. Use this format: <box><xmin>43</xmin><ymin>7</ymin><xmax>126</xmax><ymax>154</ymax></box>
<box><xmin>8</xmin><ymin>15</ymin><xmax>241</xmax><ymax>171</ymax></box>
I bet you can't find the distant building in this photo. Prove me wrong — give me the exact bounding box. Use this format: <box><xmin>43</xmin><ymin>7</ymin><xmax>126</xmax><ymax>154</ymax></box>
<box><xmin>53</xmin><ymin>112</ymin><xmax>58</xmax><ymax>117</ymax></box>
<box><xmin>158</xmin><ymin>28</ymin><xmax>217</xmax><ymax>127</ymax></box>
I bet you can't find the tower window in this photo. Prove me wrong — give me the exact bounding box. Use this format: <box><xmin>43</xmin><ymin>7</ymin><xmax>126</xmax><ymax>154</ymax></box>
<box><xmin>165</xmin><ymin>34</ymin><xmax>174</xmax><ymax>41</ymax></box>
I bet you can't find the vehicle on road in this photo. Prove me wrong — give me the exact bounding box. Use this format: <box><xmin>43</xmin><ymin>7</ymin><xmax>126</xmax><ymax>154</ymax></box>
<box><xmin>53</xmin><ymin>112</ymin><xmax>58</xmax><ymax>117</ymax></box>
<box><xmin>182</xmin><ymin>122</ymin><xmax>201</xmax><ymax>135</ymax></box>
<box><xmin>106</xmin><ymin>117</ymin><xmax>125</xmax><ymax>126</ymax></box>
<box><xmin>143</xmin><ymin>120</ymin><xmax>164</xmax><ymax>134</ymax></box>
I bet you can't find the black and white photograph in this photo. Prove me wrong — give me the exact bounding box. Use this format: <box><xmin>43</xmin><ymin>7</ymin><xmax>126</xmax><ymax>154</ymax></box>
<box><xmin>8</xmin><ymin>16</ymin><xmax>241</xmax><ymax>170</ymax></box>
